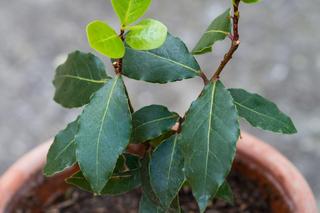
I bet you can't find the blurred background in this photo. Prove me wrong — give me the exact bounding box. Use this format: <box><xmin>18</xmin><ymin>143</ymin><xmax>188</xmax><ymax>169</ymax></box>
<box><xmin>0</xmin><ymin>0</ymin><xmax>319</xmax><ymax>207</ymax></box>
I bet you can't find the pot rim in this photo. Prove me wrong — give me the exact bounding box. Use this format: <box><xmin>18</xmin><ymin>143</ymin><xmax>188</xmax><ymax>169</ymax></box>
<box><xmin>0</xmin><ymin>133</ymin><xmax>317</xmax><ymax>212</ymax></box>
<box><xmin>237</xmin><ymin>133</ymin><xmax>317</xmax><ymax>213</ymax></box>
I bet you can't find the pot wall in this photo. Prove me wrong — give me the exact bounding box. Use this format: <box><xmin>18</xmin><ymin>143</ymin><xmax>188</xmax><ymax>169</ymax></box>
<box><xmin>0</xmin><ymin>134</ymin><xmax>318</xmax><ymax>213</ymax></box>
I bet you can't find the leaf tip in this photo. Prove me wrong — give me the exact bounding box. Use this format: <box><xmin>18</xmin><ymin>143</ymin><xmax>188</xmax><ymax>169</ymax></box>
<box><xmin>197</xmin><ymin>195</ymin><xmax>210</xmax><ymax>213</ymax></box>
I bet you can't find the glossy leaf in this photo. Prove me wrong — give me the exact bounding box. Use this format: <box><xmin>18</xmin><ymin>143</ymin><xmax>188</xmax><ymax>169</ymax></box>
<box><xmin>111</xmin><ymin>0</ymin><xmax>152</xmax><ymax>26</ymax></box>
<box><xmin>66</xmin><ymin>154</ymin><xmax>141</xmax><ymax>195</ymax></box>
<box><xmin>192</xmin><ymin>9</ymin><xmax>231</xmax><ymax>55</ymax></box>
<box><xmin>216</xmin><ymin>181</ymin><xmax>234</xmax><ymax>204</ymax></box>
<box><xmin>178</xmin><ymin>81</ymin><xmax>240</xmax><ymax>212</ymax></box>
<box><xmin>149</xmin><ymin>130</ymin><xmax>175</xmax><ymax>148</ymax></box>
<box><xmin>140</xmin><ymin>153</ymin><xmax>181</xmax><ymax>212</ymax></box>
<box><xmin>131</xmin><ymin>105</ymin><xmax>179</xmax><ymax>143</ymax></box>
<box><xmin>75</xmin><ymin>76</ymin><xmax>132</xmax><ymax>193</ymax></box>
<box><xmin>139</xmin><ymin>194</ymin><xmax>165</xmax><ymax>213</ymax></box>
<box><xmin>150</xmin><ymin>134</ymin><xmax>185</xmax><ymax>207</ymax></box>
<box><xmin>139</xmin><ymin>194</ymin><xmax>181</xmax><ymax>213</ymax></box>
<box><xmin>122</xmin><ymin>33</ymin><xmax>201</xmax><ymax>83</ymax></box>
<box><xmin>229</xmin><ymin>89</ymin><xmax>297</xmax><ymax>134</ymax></box>
<box><xmin>66</xmin><ymin>171</ymin><xmax>92</xmax><ymax>192</ymax></box>
<box><xmin>53</xmin><ymin>51</ymin><xmax>109</xmax><ymax>108</ymax></box>
<box><xmin>126</xmin><ymin>19</ymin><xmax>168</xmax><ymax>50</ymax></box>
<box><xmin>86</xmin><ymin>20</ymin><xmax>125</xmax><ymax>59</ymax></box>
<box><xmin>141</xmin><ymin>152</ymin><xmax>161</xmax><ymax>205</ymax></box>
<box><xmin>66</xmin><ymin>170</ymin><xmax>141</xmax><ymax>196</ymax></box>
<box><xmin>44</xmin><ymin>118</ymin><xmax>79</xmax><ymax>176</ymax></box>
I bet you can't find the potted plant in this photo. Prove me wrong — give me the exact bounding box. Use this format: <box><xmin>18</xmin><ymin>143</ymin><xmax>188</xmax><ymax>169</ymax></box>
<box><xmin>0</xmin><ymin>0</ymin><xmax>318</xmax><ymax>212</ymax></box>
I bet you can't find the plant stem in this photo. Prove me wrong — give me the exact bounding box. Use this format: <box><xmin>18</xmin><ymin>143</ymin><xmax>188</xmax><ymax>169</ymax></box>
<box><xmin>211</xmin><ymin>0</ymin><xmax>241</xmax><ymax>81</ymax></box>
<box><xmin>113</xmin><ymin>29</ymin><xmax>125</xmax><ymax>75</ymax></box>
<box><xmin>200</xmin><ymin>71</ymin><xmax>209</xmax><ymax>85</ymax></box>
<box><xmin>112</xmin><ymin>29</ymin><xmax>135</xmax><ymax>112</ymax></box>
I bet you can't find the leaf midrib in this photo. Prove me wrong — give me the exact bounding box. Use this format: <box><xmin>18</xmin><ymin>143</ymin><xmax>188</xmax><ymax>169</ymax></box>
<box><xmin>54</xmin><ymin>139</ymin><xmax>75</xmax><ymax>161</ymax></box>
<box><xmin>204</xmin><ymin>29</ymin><xmax>229</xmax><ymax>35</ymax></box>
<box><xmin>141</xmin><ymin>50</ymin><xmax>200</xmax><ymax>74</ymax></box>
<box><xmin>56</xmin><ymin>74</ymin><xmax>108</xmax><ymax>84</ymax></box>
<box><xmin>133</xmin><ymin>114</ymin><xmax>178</xmax><ymax>131</ymax></box>
<box><xmin>93</xmin><ymin>35</ymin><xmax>118</xmax><ymax>46</ymax></box>
<box><xmin>123</xmin><ymin>0</ymin><xmax>133</xmax><ymax>25</ymax></box>
<box><xmin>95</xmin><ymin>77</ymin><xmax>119</xmax><ymax>186</ymax></box>
<box><xmin>234</xmin><ymin>101</ymin><xmax>290</xmax><ymax>130</ymax></box>
<box><xmin>203</xmin><ymin>82</ymin><xmax>217</xmax><ymax>195</ymax></box>
<box><xmin>165</xmin><ymin>135</ymin><xmax>178</xmax><ymax>205</ymax></box>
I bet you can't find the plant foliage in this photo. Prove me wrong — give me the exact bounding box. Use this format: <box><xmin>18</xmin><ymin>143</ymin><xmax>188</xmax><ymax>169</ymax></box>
<box><xmin>45</xmin><ymin>0</ymin><xmax>297</xmax><ymax>212</ymax></box>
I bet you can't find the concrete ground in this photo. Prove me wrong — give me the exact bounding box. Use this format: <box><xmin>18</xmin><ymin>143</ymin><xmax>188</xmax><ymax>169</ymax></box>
<box><xmin>0</xmin><ymin>0</ymin><xmax>319</xmax><ymax>207</ymax></box>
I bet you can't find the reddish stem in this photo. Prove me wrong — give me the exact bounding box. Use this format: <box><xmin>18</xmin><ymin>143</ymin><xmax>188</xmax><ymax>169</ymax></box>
<box><xmin>211</xmin><ymin>0</ymin><xmax>241</xmax><ymax>81</ymax></box>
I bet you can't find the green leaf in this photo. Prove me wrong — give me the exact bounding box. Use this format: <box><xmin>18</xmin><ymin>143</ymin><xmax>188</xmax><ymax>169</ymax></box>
<box><xmin>141</xmin><ymin>152</ymin><xmax>161</xmax><ymax>205</ymax></box>
<box><xmin>66</xmin><ymin>171</ymin><xmax>92</xmax><ymax>192</ymax></box>
<box><xmin>44</xmin><ymin>118</ymin><xmax>79</xmax><ymax>176</ymax></box>
<box><xmin>122</xmin><ymin>33</ymin><xmax>201</xmax><ymax>83</ymax></box>
<box><xmin>178</xmin><ymin>81</ymin><xmax>239</xmax><ymax>212</ymax></box>
<box><xmin>75</xmin><ymin>76</ymin><xmax>132</xmax><ymax>193</ymax></box>
<box><xmin>139</xmin><ymin>194</ymin><xmax>165</xmax><ymax>213</ymax></box>
<box><xmin>66</xmin><ymin>154</ymin><xmax>141</xmax><ymax>195</ymax></box>
<box><xmin>86</xmin><ymin>20</ymin><xmax>125</xmax><ymax>59</ymax></box>
<box><xmin>216</xmin><ymin>181</ymin><xmax>234</xmax><ymax>205</ymax></box>
<box><xmin>150</xmin><ymin>134</ymin><xmax>185</xmax><ymax>207</ymax></box>
<box><xmin>66</xmin><ymin>170</ymin><xmax>141</xmax><ymax>196</ymax></box>
<box><xmin>170</xmin><ymin>196</ymin><xmax>182</xmax><ymax>213</ymax></box>
<box><xmin>53</xmin><ymin>51</ymin><xmax>109</xmax><ymax>108</ymax></box>
<box><xmin>241</xmin><ymin>0</ymin><xmax>260</xmax><ymax>3</ymax></box>
<box><xmin>140</xmin><ymin>145</ymin><xmax>181</xmax><ymax>213</ymax></box>
<box><xmin>229</xmin><ymin>89</ymin><xmax>297</xmax><ymax>134</ymax></box>
<box><xmin>132</xmin><ymin>105</ymin><xmax>179</xmax><ymax>143</ymax></box>
<box><xmin>149</xmin><ymin>131</ymin><xmax>175</xmax><ymax>148</ymax></box>
<box><xmin>192</xmin><ymin>9</ymin><xmax>231</xmax><ymax>55</ymax></box>
<box><xmin>126</xmin><ymin>19</ymin><xmax>168</xmax><ymax>50</ymax></box>
<box><xmin>139</xmin><ymin>194</ymin><xmax>181</xmax><ymax>213</ymax></box>
<box><xmin>111</xmin><ymin>0</ymin><xmax>152</xmax><ymax>26</ymax></box>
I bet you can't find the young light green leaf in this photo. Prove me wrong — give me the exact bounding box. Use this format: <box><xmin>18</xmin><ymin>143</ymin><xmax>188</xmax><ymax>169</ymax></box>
<box><xmin>216</xmin><ymin>181</ymin><xmax>234</xmax><ymax>205</ymax></box>
<box><xmin>44</xmin><ymin>118</ymin><xmax>79</xmax><ymax>176</ymax></box>
<box><xmin>241</xmin><ymin>0</ymin><xmax>260</xmax><ymax>3</ymax></box>
<box><xmin>111</xmin><ymin>0</ymin><xmax>152</xmax><ymax>26</ymax></box>
<box><xmin>122</xmin><ymin>33</ymin><xmax>201</xmax><ymax>83</ymax></box>
<box><xmin>131</xmin><ymin>105</ymin><xmax>179</xmax><ymax>143</ymax></box>
<box><xmin>150</xmin><ymin>134</ymin><xmax>185</xmax><ymax>207</ymax></box>
<box><xmin>229</xmin><ymin>89</ymin><xmax>297</xmax><ymax>134</ymax></box>
<box><xmin>86</xmin><ymin>20</ymin><xmax>125</xmax><ymax>59</ymax></box>
<box><xmin>126</xmin><ymin>19</ymin><xmax>168</xmax><ymax>50</ymax></box>
<box><xmin>53</xmin><ymin>51</ymin><xmax>109</xmax><ymax>108</ymax></box>
<box><xmin>192</xmin><ymin>9</ymin><xmax>231</xmax><ymax>55</ymax></box>
<box><xmin>178</xmin><ymin>81</ymin><xmax>240</xmax><ymax>212</ymax></box>
<box><xmin>75</xmin><ymin>76</ymin><xmax>132</xmax><ymax>193</ymax></box>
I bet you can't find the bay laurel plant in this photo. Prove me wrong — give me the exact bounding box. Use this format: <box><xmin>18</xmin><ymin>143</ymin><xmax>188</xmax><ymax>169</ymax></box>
<box><xmin>44</xmin><ymin>0</ymin><xmax>297</xmax><ymax>212</ymax></box>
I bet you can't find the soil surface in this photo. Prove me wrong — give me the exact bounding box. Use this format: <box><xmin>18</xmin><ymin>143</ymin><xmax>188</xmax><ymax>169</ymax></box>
<box><xmin>12</xmin><ymin>170</ymin><xmax>272</xmax><ymax>213</ymax></box>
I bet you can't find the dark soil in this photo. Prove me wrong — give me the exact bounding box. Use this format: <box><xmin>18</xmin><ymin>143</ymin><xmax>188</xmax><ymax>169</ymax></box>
<box><xmin>11</xmin><ymin>169</ymin><xmax>273</xmax><ymax>213</ymax></box>
<box><xmin>180</xmin><ymin>171</ymin><xmax>270</xmax><ymax>213</ymax></box>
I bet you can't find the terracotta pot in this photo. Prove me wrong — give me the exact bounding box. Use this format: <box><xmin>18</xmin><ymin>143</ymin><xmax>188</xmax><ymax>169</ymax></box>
<box><xmin>0</xmin><ymin>133</ymin><xmax>317</xmax><ymax>212</ymax></box>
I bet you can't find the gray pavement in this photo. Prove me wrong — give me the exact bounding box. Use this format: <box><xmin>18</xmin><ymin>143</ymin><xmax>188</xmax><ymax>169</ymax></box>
<box><xmin>0</xmin><ymin>0</ymin><xmax>319</xmax><ymax>207</ymax></box>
